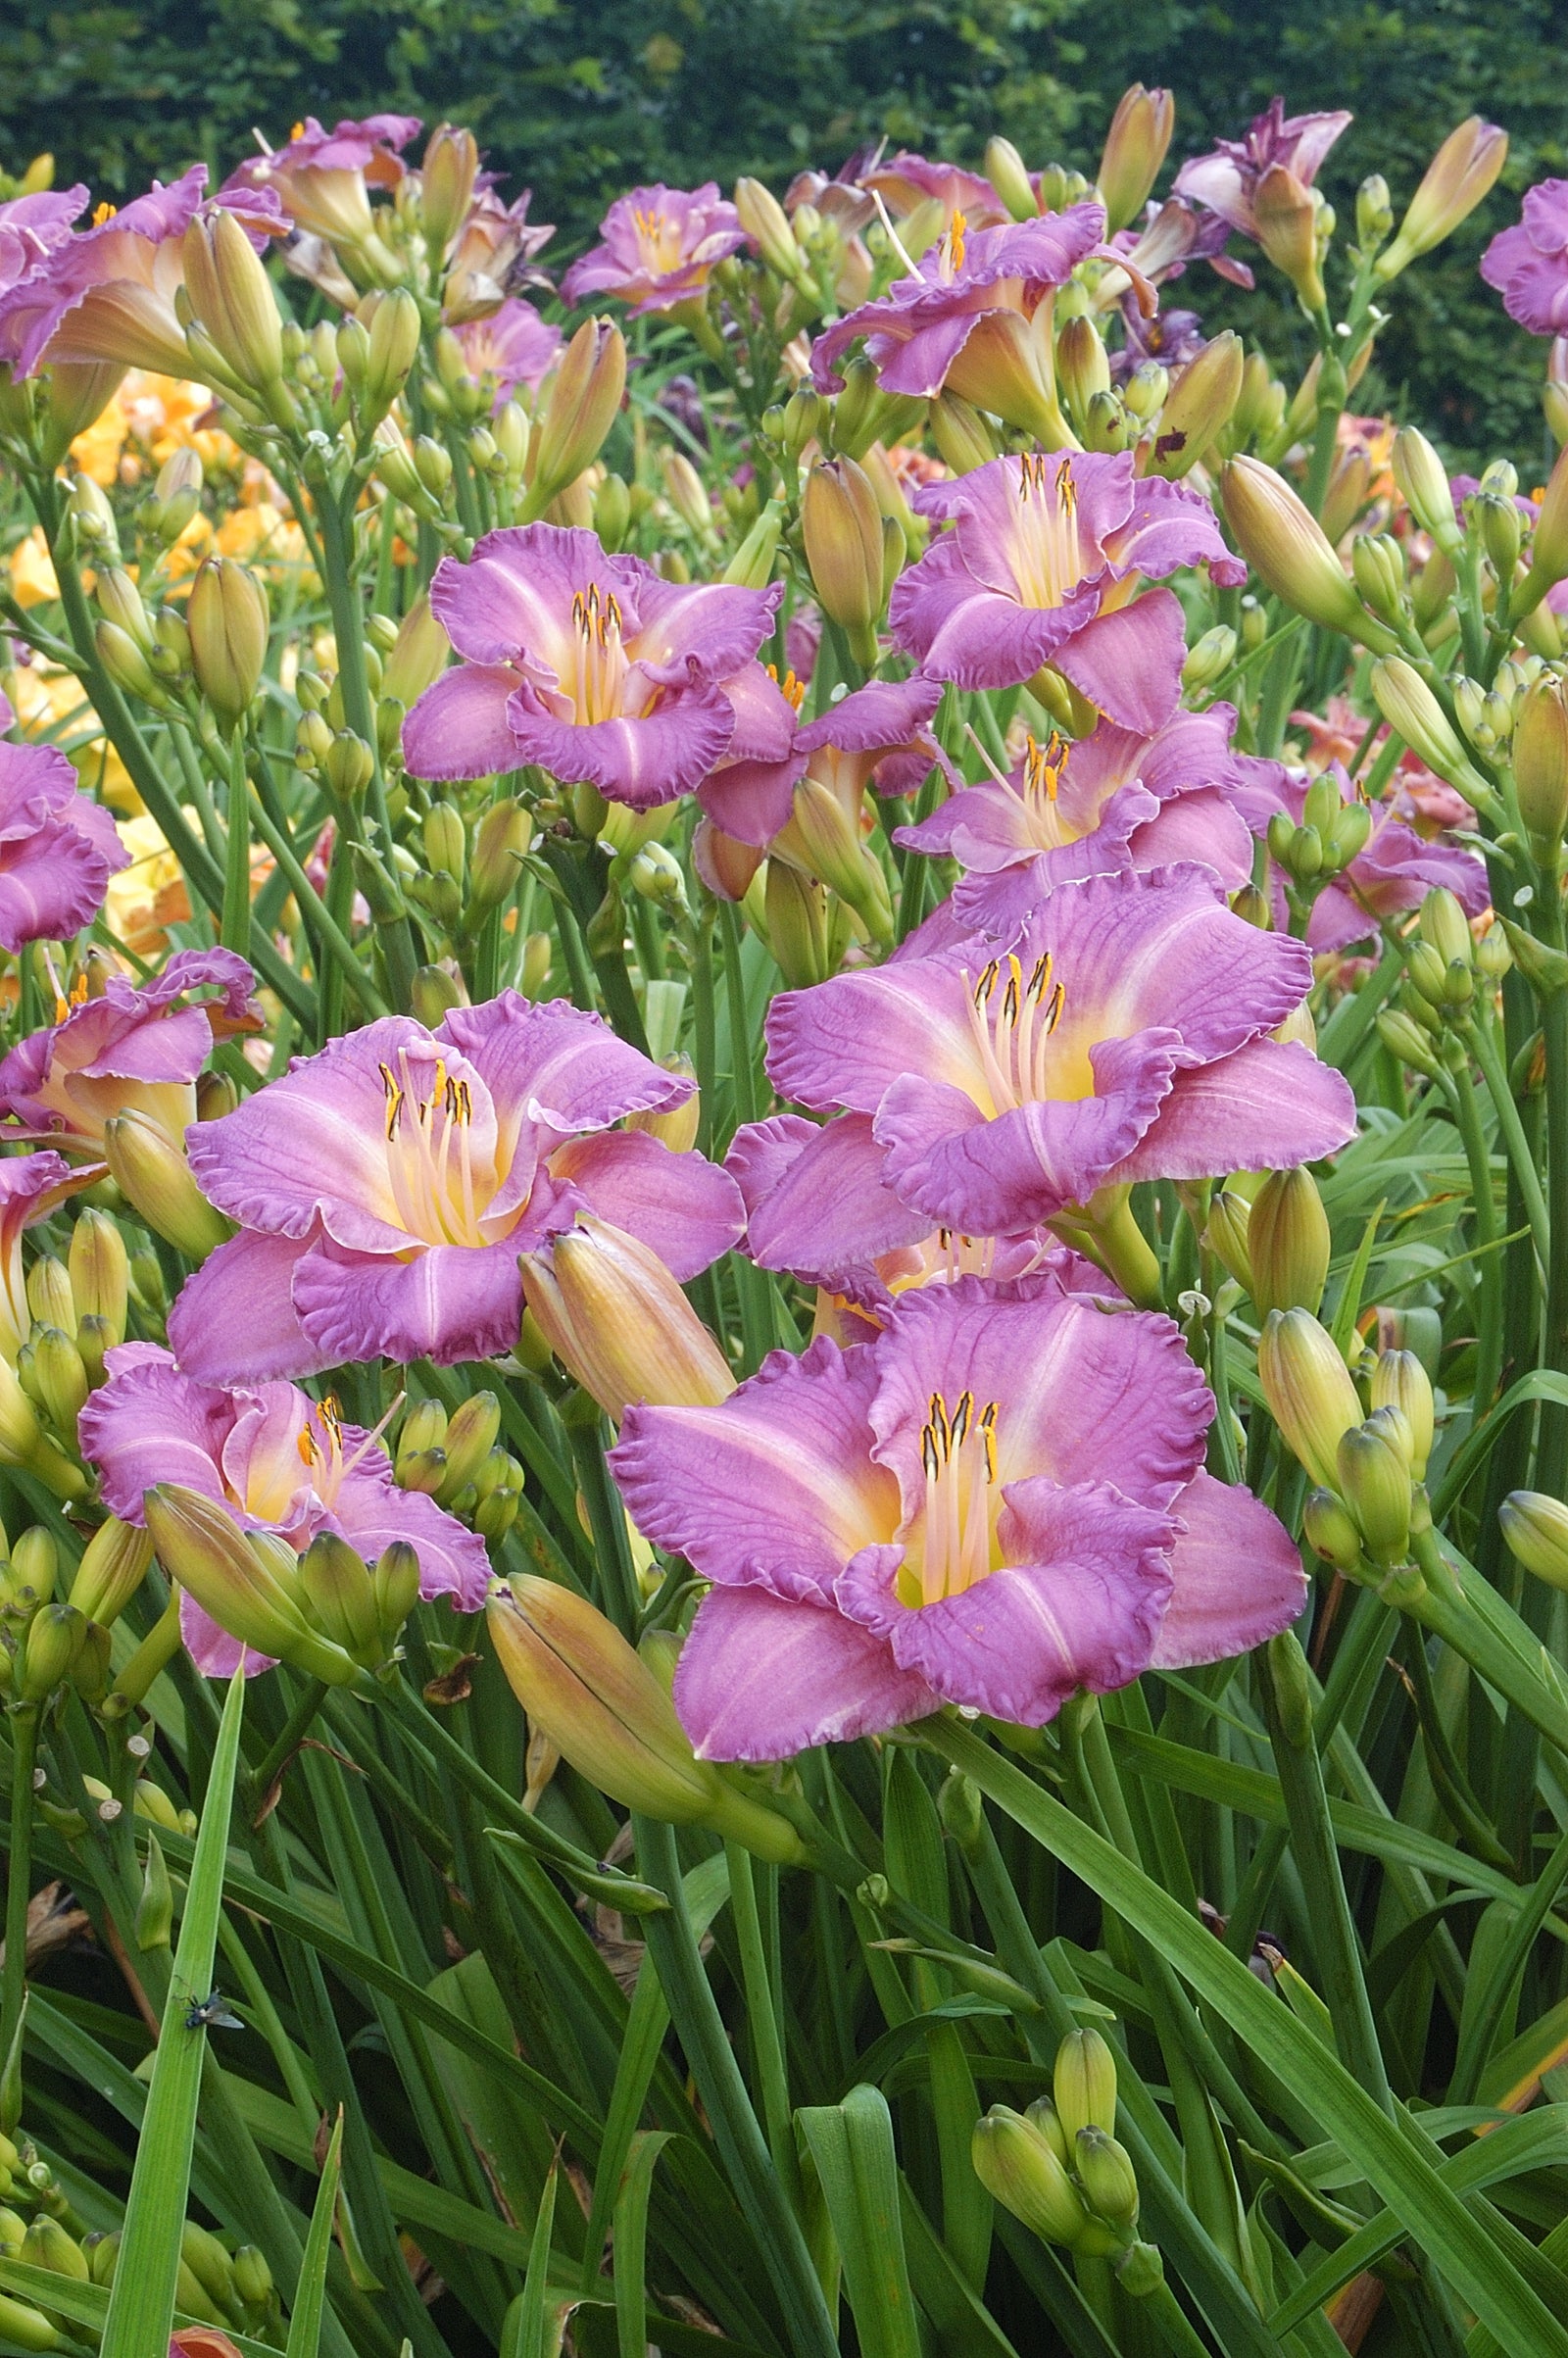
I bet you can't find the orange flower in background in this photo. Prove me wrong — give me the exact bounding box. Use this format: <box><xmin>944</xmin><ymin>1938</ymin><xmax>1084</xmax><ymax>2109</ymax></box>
<box><xmin>5</xmin><ymin>660</ymin><xmax>139</xmax><ymax>811</ymax></box>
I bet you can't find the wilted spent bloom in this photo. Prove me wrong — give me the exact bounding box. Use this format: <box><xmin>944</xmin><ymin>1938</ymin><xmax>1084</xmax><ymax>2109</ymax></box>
<box><xmin>1257</xmin><ymin>1308</ymin><xmax>1362</xmax><ymax>1493</ymax></box>
<box><xmin>1173</xmin><ymin>98</ymin><xmax>1349</xmax><ymax>249</ymax></box>
<box><xmin>519</xmin><ymin>1215</ymin><xmax>735</xmax><ymax>1421</ymax></box>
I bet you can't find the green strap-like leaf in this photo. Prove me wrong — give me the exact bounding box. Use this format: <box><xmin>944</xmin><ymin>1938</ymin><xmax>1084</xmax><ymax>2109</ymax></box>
<box><xmin>285</xmin><ymin>2106</ymin><xmax>345</xmax><ymax>2358</ymax></box>
<box><xmin>926</xmin><ymin>1718</ymin><xmax>1568</xmax><ymax>2358</ymax></box>
<box><xmin>613</xmin><ymin>2130</ymin><xmax>672</xmax><ymax>2358</ymax></box>
<box><xmin>797</xmin><ymin>2085</ymin><xmax>922</xmax><ymax>2358</ymax></box>
<box><xmin>100</xmin><ymin>1668</ymin><xmax>246</xmax><ymax>2358</ymax></box>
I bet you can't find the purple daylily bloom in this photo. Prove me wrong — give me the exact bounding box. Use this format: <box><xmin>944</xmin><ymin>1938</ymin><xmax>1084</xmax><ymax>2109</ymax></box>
<box><xmin>726</xmin><ymin>1108</ymin><xmax>1102</xmax><ymax>1330</ymax></box>
<box><xmin>0</xmin><ymin>692</ymin><xmax>128</xmax><ymax>950</ymax></box>
<box><xmin>611</xmin><ymin>1274</ymin><xmax>1305</xmax><ymax>1755</ymax></box>
<box><xmin>888</xmin><ymin>451</ymin><xmax>1245</xmax><ymax>732</ymax></box>
<box><xmin>402</xmin><ymin>523</ymin><xmax>786</xmax><ymax>812</ymax></box>
<box><xmin>765</xmin><ymin>862</ymin><xmax>1356</xmax><ymax>1237</ymax></box>
<box><xmin>859</xmin><ymin>153</ymin><xmax>1012</xmax><ymax>230</ymax></box>
<box><xmin>1481</xmin><ymin>180</ymin><xmax>1568</xmax><ymax>335</ymax></box>
<box><xmin>808</xmin><ymin>204</ymin><xmax>1105</xmax><ymax>403</ymax></box>
<box><xmin>1229</xmin><ymin>758</ymin><xmax>1490</xmax><ymax>953</ymax></box>
<box><xmin>561</xmin><ymin>183</ymin><xmax>748</xmax><ymax>316</ymax></box>
<box><xmin>0</xmin><ymin>188</ymin><xmax>89</xmax><ymax>295</ymax></box>
<box><xmin>223</xmin><ymin>115</ymin><xmax>419</xmax><ymax>247</ymax></box>
<box><xmin>452</xmin><ymin>299</ymin><xmax>562</xmax><ymax>404</ymax></box>
<box><xmin>168</xmin><ymin>992</ymin><xmax>744</xmax><ymax>1380</ymax></box>
<box><xmin>701</xmin><ymin>670</ymin><xmax>953</xmax><ymax>851</ymax></box>
<box><xmin>1111</xmin><ymin>297</ymin><xmax>1208</xmax><ymax>382</ymax></box>
<box><xmin>1172</xmin><ymin>99</ymin><xmax>1351</xmax><ymax>245</ymax></box>
<box><xmin>899</xmin><ymin>705</ymin><xmax>1257</xmax><ymax>914</ymax></box>
<box><xmin>0</xmin><ymin>948</ymin><xmax>259</xmax><ymax>1151</ymax></box>
<box><xmin>79</xmin><ymin>1343</ymin><xmax>489</xmax><ymax>1677</ymax></box>
<box><xmin>0</xmin><ymin>168</ymin><xmax>286</xmax><ymax>379</ymax></box>
<box><xmin>0</xmin><ymin>1150</ymin><xmax>98</xmax><ymax>1359</ymax></box>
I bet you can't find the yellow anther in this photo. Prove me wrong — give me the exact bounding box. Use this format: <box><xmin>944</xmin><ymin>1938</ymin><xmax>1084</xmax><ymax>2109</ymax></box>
<box><xmin>91</xmin><ymin>201</ymin><xmax>118</xmax><ymax>226</ymax></box>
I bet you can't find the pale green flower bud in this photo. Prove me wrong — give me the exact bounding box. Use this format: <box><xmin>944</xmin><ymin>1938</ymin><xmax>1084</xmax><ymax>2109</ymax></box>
<box><xmin>186</xmin><ymin>556</ymin><xmax>269</xmax><ymax>734</ymax></box>
<box><xmin>1074</xmin><ymin>2126</ymin><xmax>1140</xmax><ymax>2229</ymax></box>
<box><xmin>1368</xmin><ymin>658</ymin><xmax>1495</xmax><ymax>811</ymax></box>
<box><xmin>1258</xmin><ymin>1309</ymin><xmax>1363</xmax><ymax>1492</ymax></box>
<box><xmin>1337</xmin><ymin>1421</ymin><xmax>1412</xmax><ymax>1566</ymax></box>
<box><xmin>1096</xmin><ymin>84</ymin><xmax>1174</xmax><ymax>234</ymax></box>
<box><xmin>103</xmin><ymin>1111</ymin><xmax>232</xmax><ymax>1261</ymax></box>
<box><xmin>1500</xmin><ymin>1492</ymin><xmax>1568</xmax><ymax>1592</ymax></box>
<box><xmin>1054</xmin><ymin>2027</ymin><xmax>1118</xmax><ymax>2141</ymax></box>
<box><xmin>1393</xmin><ymin>427</ymin><xmax>1465</xmax><ymax>558</ymax></box>
<box><xmin>1222</xmin><ymin>457</ymin><xmax>1395</xmax><ymax>648</ymax></box>
<box><xmin>984</xmin><ymin>136</ymin><xmax>1040</xmax><ymax>224</ymax></box>
<box><xmin>1304</xmin><ymin>1486</ymin><xmax>1363</xmax><ymax>1570</ymax></box>
<box><xmin>1248</xmin><ymin>1167</ymin><xmax>1330</xmax><ymax>1317</ymax></box>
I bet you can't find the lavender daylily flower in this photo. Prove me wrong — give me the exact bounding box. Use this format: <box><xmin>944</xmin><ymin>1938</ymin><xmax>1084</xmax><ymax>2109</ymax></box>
<box><xmin>0</xmin><ymin>168</ymin><xmax>286</xmax><ymax>380</ymax></box>
<box><xmin>1230</xmin><ymin>758</ymin><xmax>1490</xmax><ymax>952</ymax></box>
<box><xmin>1172</xmin><ymin>99</ymin><xmax>1351</xmax><ymax>246</ymax></box>
<box><xmin>441</xmin><ymin>186</ymin><xmax>556</xmax><ymax>322</ymax></box>
<box><xmin>765</xmin><ymin>862</ymin><xmax>1356</xmax><ymax>1238</ymax></box>
<box><xmin>859</xmin><ymin>154</ymin><xmax>1012</xmax><ymax>230</ymax></box>
<box><xmin>1481</xmin><ymin>181</ymin><xmax>1568</xmax><ymax>335</ymax></box>
<box><xmin>561</xmin><ymin>183</ymin><xmax>748</xmax><ymax>316</ymax></box>
<box><xmin>726</xmin><ymin>1108</ymin><xmax>1099</xmax><ymax>1331</ymax></box>
<box><xmin>169</xmin><ymin>992</ymin><xmax>744</xmax><ymax>1379</ymax></box>
<box><xmin>223</xmin><ymin>115</ymin><xmax>420</xmax><ymax>247</ymax></box>
<box><xmin>612</xmin><ymin>1274</ymin><xmax>1304</xmax><ymax>1756</ymax></box>
<box><xmin>0</xmin><ymin>948</ymin><xmax>259</xmax><ymax>1151</ymax></box>
<box><xmin>899</xmin><ymin>705</ymin><xmax>1258</xmax><ymax>916</ymax></box>
<box><xmin>79</xmin><ymin>1343</ymin><xmax>489</xmax><ymax>1677</ymax></box>
<box><xmin>701</xmin><ymin>670</ymin><xmax>952</xmax><ymax>854</ymax></box>
<box><xmin>402</xmin><ymin>523</ymin><xmax>789</xmax><ymax>812</ymax></box>
<box><xmin>0</xmin><ymin>691</ymin><xmax>128</xmax><ymax>950</ymax></box>
<box><xmin>808</xmin><ymin>204</ymin><xmax>1104</xmax><ymax>407</ymax></box>
<box><xmin>0</xmin><ymin>1151</ymin><xmax>98</xmax><ymax>1359</ymax></box>
<box><xmin>453</xmin><ymin>298</ymin><xmax>563</xmax><ymax>404</ymax></box>
<box><xmin>0</xmin><ymin>188</ymin><xmax>89</xmax><ymax>295</ymax></box>
<box><xmin>888</xmin><ymin>451</ymin><xmax>1246</xmax><ymax>733</ymax></box>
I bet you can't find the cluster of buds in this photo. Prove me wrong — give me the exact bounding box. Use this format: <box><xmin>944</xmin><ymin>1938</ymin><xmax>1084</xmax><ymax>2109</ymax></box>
<box><xmin>1259</xmin><ymin>1308</ymin><xmax>1435</xmax><ymax>1588</ymax></box>
<box><xmin>142</xmin><ymin>1485</ymin><xmax>417</xmax><ymax>1683</ymax></box>
<box><xmin>1378</xmin><ymin>888</ymin><xmax>1510</xmax><ymax>1078</ymax></box>
<box><xmin>393</xmin><ymin>1390</ymin><xmax>523</xmax><ymax>1543</ymax></box>
<box><xmin>94</xmin><ymin>541</ymin><xmax>270</xmax><ymax>759</ymax></box>
<box><xmin>0</xmin><ymin>1517</ymin><xmax>154</xmax><ymax>1708</ymax></box>
<box><xmin>972</xmin><ymin>2029</ymin><xmax>1161</xmax><ymax>2292</ymax></box>
<box><xmin>488</xmin><ymin>1577</ymin><xmax>812</xmax><ymax>1863</ymax></box>
<box><xmin>1265</xmin><ymin>772</ymin><xmax>1373</xmax><ymax>901</ymax></box>
<box><xmin>32</xmin><ymin>2217</ymin><xmax>278</xmax><ymax>2341</ymax></box>
<box><xmin>398</xmin><ymin>789</ymin><xmax>532</xmax><ymax>944</ymax></box>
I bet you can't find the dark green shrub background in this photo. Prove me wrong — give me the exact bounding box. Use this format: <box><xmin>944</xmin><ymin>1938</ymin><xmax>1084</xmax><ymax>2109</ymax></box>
<box><xmin>4</xmin><ymin>0</ymin><xmax>1568</xmax><ymax>467</ymax></box>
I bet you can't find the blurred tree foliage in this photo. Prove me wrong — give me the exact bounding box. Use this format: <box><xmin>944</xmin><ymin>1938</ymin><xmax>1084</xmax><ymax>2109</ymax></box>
<box><xmin>2</xmin><ymin>0</ymin><xmax>1565</xmax><ymax>468</ymax></box>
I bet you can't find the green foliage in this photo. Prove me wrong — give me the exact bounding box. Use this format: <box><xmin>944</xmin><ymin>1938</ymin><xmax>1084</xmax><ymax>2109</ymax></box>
<box><xmin>1</xmin><ymin>0</ymin><xmax>1562</xmax><ymax>467</ymax></box>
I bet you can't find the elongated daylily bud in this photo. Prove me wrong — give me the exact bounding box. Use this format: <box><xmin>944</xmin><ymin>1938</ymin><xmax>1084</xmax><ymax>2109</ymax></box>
<box><xmin>1368</xmin><ymin>659</ymin><xmax>1496</xmax><ymax>811</ymax></box>
<box><xmin>0</xmin><ymin>1358</ymin><xmax>85</xmax><ymax>1501</ymax></box>
<box><xmin>1075</xmin><ymin>2127</ymin><xmax>1140</xmax><ymax>2229</ymax></box>
<box><xmin>1054</xmin><ymin>2028</ymin><xmax>1118</xmax><ymax>2141</ymax></box>
<box><xmin>1096</xmin><ymin>84</ymin><xmax>1174</xmax><ymax>233</ymax></box>
<box><xmin>104</xmin><ymin>1111</ymin><xmax>232</xmax><ymax>1260</ymax></box>
<box><xmin>186</xmin><ymin>557</ymin><xmax>269</xmax><ymax>734</ymax></box>
<box><xmin>802</xmin><ymin>456</ymin><xmax>884</xmax><ymax>660</ymax></box>
<box><xmin>69</xmin><ymin>1209</ymin><xmax>127</xmax><ymax>1347</ymax></box>
<box><xmin>1501</xmin><ymin>1493</ymin><xmax>1568</xmax><ymax>1591</ymax></box>
<box><xmin>1370</xmin><ymin>1351</ymin><xmax>1435</xmax><ymax>1483</ymax></box>
<box><xmin>1304</xmin><ymin>1486</ymin><xmax>1363</xmax><ymax>1570</ymax></box>
<box><xmin>422</xmin><ymin>123</ymin><xmax>480</xmax><ymax>255</ymax></box>
<box><xmin>437</xmin><ymin>1392</ymin><xmax>501</xmax><ymax>1498</ymax></box>
<box><xmin>1377</xmin><ymin>119</ymin><xmax>1507</xmax><ymax>280</ymax></box>
<box><xmin>1221</xmin><ymin>458</ymin><xmax>1395</xmax><ymax>649</ymax></box>
<box><xmin>1514</xmin><ymin>675</ymin><xmax>1568</xmax><ymax>848</ymax></box>
<box><xmin>1248</xmin><ymin>1167</ymin><xmax>1330</xmax><ymax>1317</ymax></box>
<box><xmin>527</xmin><ymin>319</ymin><xmax>626</xmax><ymax>512</ymax></box>
<box><xmin>734</xmin><ymin>176</ymin><xmax>806</xmax><ymax>282</ymax></box>
<box><xmin>18</xmin><ymin>1602</ymin><xmax>85</xmax><ymax>1701</ymax></box>
<box><xmin>1258</xmin><ymin>1309</ymin><xmax>1363</xmax><ymax>1493</ymax></box>
<box><xmin>519</xmin><ymin>1217</ymin><xmax>734</xmax><ymax>1419</ymax></box>
<box><xmin>1147</xmin><ymin>331</ymin><xmax>1243</xmax><ymax>480</ymax></box>
<box><xmin>298</xmin><ymin>1531</ymin><xmax>380</xmax><ymax>1664</ymax></box>
<box><xmin>143</xmin><ymin>1486</ymin><xmax>359</xmax><ymax>1684</ymax></box>
<box><xmin>68</xmin><ymin>1517</ymin><xmax>153</xmax><ymax>1628</ymax></box>
<box><xmin>489</xmin><ymin>1577</ymin><xmax>716</xmax><ymax>1818</ymax></box>
<box><xmin>1392</xmin><ymin>426</ymin><xmax>1465</xmax><ymax>557</ymax></box>
<box><xmin>984</xmin><ymin>136</ymin><xmax>1040</xmax><ymax>224</ymax></box>
<box><xmin>1253</xmin><ymin>165</ymin><xmax>1324</xmax><ymax>310</ymax></box>
<box><xmin>181</xmin><ymin>208</ymin><xmax>283</xmax><ymax>391</ymax></box>
<box><xmin>1337</xmin><ymin>1421</ymin><xmax>1412</xmax><ymax>1566</ymax></box>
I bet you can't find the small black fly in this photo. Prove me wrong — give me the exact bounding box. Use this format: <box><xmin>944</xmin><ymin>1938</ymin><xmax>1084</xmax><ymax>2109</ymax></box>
<box><xmin>184</xmin><ymin>1990</ymin><xmax>243</xmax><ymax>2033</ymax></box>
